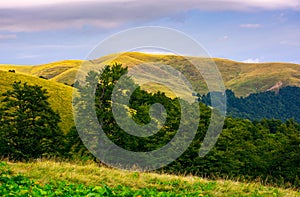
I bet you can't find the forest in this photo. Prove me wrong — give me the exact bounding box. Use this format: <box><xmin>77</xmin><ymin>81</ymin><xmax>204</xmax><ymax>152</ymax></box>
<box><xmin>199</xmin><ymin>86</ymin><xmax>300</xmax><ymax>123</ymax></box>
<box><xmin>0</xmin><ymin>64</ymin><xmax>299</xmax><ymax>189</ymax></box>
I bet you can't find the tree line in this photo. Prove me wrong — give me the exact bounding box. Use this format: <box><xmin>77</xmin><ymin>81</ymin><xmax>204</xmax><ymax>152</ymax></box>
<box><xmin>199</xmin><ymin>87</ymin><xmax>300</xmax><ymax>123</ymax></box>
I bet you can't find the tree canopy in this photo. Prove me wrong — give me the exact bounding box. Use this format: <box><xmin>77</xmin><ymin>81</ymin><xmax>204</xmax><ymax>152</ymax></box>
<box><xmin>0</xmin><ymin>81</ymin><xmax>64</xmax><ymax>160</ymax></box>
<box><xmin>199</xmin><ymin>87</ymin><xmax>300</xmax><ymax>123</ymax></box>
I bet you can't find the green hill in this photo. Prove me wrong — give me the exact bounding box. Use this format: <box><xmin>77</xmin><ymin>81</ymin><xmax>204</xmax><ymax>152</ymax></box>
<box><xmin>3</xmin><ymin>160</ymin><xmax>299</xmax><ymax>196</ymax></box>
<box><xmin>0</xmin><ymin>70</ymin><xmax>73</xmax><ymax>133</ymax></box>
<box><xmin>1</xmin><ymin>57</ymin><xmax>299</xmax><ymax>196</ymax></box>
<box><xmin>1</xmin><ymin>52</ymin><xmax>299</xmax><ymax>132</ymax></box>
<box><xmin>0</xmin><ymin>60</ymin><xmax>83</xmax><ymax>86</ymax></box>
<box><xmin>1</xmin><ymin>52</ymin><xmax>299</xmax><ymax>97</ymax></box>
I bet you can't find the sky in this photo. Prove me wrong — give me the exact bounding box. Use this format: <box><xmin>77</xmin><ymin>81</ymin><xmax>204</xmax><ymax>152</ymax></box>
<box><xmin>0</xmin><ymin>0</ymin><xmax>299</xmax><ymax>65</ymax></box>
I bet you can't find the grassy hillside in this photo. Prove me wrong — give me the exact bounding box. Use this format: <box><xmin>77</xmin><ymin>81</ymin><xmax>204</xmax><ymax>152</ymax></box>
<box><xmin>0</xmin><ymin>60</ymin><xmax>82</xmax><ymax>86</ymax></box>
<box><xmin>0</xmin><ymin>70</ymin><xmax>74</xmax><ymax>133</ymax></box>
<box><xmin>1</xmin><ymin>53</ymin><xmax>299</xmax><ymax>97</ymax></box>
<box><xmin>4</xmin><ymin>160</ymin><xmax>299</xmax><ymax>196</ymax></box>
<box><xmin>0</xmin><ymin>52</ymin><xmax>299</xmax><ymax>131</ymax></box>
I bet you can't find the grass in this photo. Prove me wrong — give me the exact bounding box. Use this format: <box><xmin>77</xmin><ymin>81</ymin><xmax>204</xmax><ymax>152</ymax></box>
<box><xmin>0</xmin><ymin>70</ymin><xmax>74</xmax><ymax>133</ymax></box>
<box><xmin>0</xmin><ymin>60</ymin><xmax>82</xmax><ymax>86</ymax></box>
<box><xmin>1</xmin><ymin>52</ymin><xmax>299</xmax><ymax>97</ymax></box>
<box><xmin>0</xmin><ymin>52</ymin><xmax>299</xmax><ymax>131</ymax></box>
<box><xmin>1</xmin><ymin>54</ymin><xmax>299</xmax><ymax>196</ymax></box>
<box><xmin>3</xmin><ymin>160</ymin><xmax>298</xmax><ymax>196</ymax></box>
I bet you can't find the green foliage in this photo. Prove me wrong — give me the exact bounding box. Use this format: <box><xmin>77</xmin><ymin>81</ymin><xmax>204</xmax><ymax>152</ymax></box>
<box><xmin>3</xmin><ymin>161</ymin><xmax>298</xmax><ymax>197</ymax></box>
<box><xmin>1</xmin><ymin>61</ymin><xmax>299</xmax><ymax>190</ymax></box>
<box><xmin>0</xmin><ymin>162</ymin><xmax>211</xmax><ymax>197</ymax></box>
<box><xmin>0</xmin><ymin>82</ymin><xmax>64</xmax><ymax>160</ymax></box>
<box><xmin>0</xmin><ymin>70</ymin><xmax>74</xmax><ymax>133</ymax></box>
<box><xmin>200</xmin><ymin>87</ymin><xmax>300</xmax><ymax>123</ymax></box>
<box><xmin>162</xmin><ymin>117</ymin><xmax>300</xmax><ymax>188</ymax></box>
<box><xmin>75</xmin><ymin>63</ymin><xmax>192</xmax><ymax>169</ymax></box>
<box><xmin>73</xmin><ymin>63</ymin><xmax>300</xmax><ymax>187</ymax></box>
<box><xmin>64</xmin><ymin>126</ymin><xmax>95</xmax><ymax>161</ymax></box>
<box><xmin>94</xmin><ymin>64</ymin><xmax>182</xmax><ymax>152</ymax></box>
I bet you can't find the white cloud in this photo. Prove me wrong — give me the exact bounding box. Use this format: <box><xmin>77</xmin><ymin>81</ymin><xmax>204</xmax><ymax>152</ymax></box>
<box><xmin>277</xmin><ymin>12</ymin><xmax>288</xmax><ymax>23</ymax></box>
<box><xmin>0</xmin><ymin>0</ymin><xmax>299</xmax><ymax>32</ymax></box>
<box><xmin>133</xmin><ymin>48</ymin><xmax>176</xmax><ymax>55</ymax></box>
<box><xmin>0</xmin><ymin>0</ymin><xmax>133</xmax><ymax>8</ymax></box>
<box><xmin>234</xmin><ymin>0</ymin><xmax>300</xmax><ymax>10</ymax></box>
<box><xmin>0</xmin><ymin>34</ymin><xmax>17</xmax><ymax>39</ymax></box>
<box><xmin>218</xmin><ymin>35</ymin><xmax>229</xmax><ymax>41</ymax></box>
<box><xmin>16</xmin><ymin>54</ymin><xmax>40</xmax><ymax>59</ymax></box>
<box><xmin>280</xmin><ymin>40</ymin><xmax>300</xmax><ymax>46</ymax></box>
<box><xmin>1</xmin><ymin>0</ymin><xmax>298</xmax><ymax>9</ymax></box>
<box><xmin>240</xmin><ymin>24</ymin><xmax>262</xmax><ymax>28</ymax></box>
<box><xmin>242</xmin><ymin>58</ymin><xmax>261</xmax><ymax>63</ymax></box>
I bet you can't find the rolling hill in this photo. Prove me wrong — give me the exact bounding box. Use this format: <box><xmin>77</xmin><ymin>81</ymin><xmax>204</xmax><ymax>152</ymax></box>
<box><xmin>0</xmin><ymin>70</ymin><xmax>73</xmax><ymax>133</ymax></box>
<box><xmin>1</xmin><ymin>52</ymin><xmax>299</xmax><ymax>97</ymax></box>
<box><xmin>1</xmin><ymin>52</ymin><xmax>299</xmax><ymax>132</ymax></box>
<box><xmin>1</xmin><ymin>54</ymin><xmax>299</xmax><ymax>195</ymax></box>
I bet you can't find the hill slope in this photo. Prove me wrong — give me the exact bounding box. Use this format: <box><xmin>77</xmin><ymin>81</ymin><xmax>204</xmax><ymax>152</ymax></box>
<box><xmin>0</xmin><ymin>70</ymin><xmax>74</xmax><ymax>133</ymax></box>
<box><xmin>0</xmin><ymin>52</ymin><xmax>299</xmax><ymax>132</ymax></box>
<box><xmin>5</xmin><ymin>160</ymin><xmax>299</xmax><ymax>196</ymax></box>
<box><xmin>0</xmin><ymin>60</ymin><xmax>82</xmax><ymax>86</ymax></box>
<box><xmin>1</xmin><ymin>52</ymin><xmax>299</xmax><ymax>97</ymax></box>
<box><xmin>200</xmin><ymin>86</ymin><xmax>300</xmax><ymax>123</ymax></box>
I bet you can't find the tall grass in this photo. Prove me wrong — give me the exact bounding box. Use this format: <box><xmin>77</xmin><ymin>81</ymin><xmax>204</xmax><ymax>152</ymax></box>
<box><xmin>5</xmin><ymin>160</ymin><xmax>299</xmax><ymax>197</ymax></box>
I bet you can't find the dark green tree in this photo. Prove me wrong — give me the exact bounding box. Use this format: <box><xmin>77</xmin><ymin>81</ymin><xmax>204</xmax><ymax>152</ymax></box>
<box><xmin>199</xmin><ymin>87</ymin><xmax>300</xmax><ymax>123</ymax></box>
<box><xmin>92</xmin><ymin>63</ymin><xmax>181</xmax><ymax>152</ymax></box>
<box><xmin>0</xmin><ymin>81</ymin><xmax>64</xmax><ymax>160</ymax></box>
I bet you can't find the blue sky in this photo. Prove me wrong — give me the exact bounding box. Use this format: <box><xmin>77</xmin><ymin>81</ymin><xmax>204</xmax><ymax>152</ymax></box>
<box><xmin>0</xmin><ymin>0</ymin><xmax>299</xmax><ymax>65</ymax></box>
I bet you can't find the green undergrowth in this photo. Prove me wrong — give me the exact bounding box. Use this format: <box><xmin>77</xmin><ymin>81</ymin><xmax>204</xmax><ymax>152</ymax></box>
<box><xmin>1</xmin><ymin>160</ymin><xmax>299</xmax><ymax>196</ymax></box>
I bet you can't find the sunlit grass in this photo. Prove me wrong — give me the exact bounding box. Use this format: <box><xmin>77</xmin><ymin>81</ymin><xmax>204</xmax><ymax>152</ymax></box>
<box><xmin>0</xmin><ymin>71</ymin><xmax>74</xmax><ymax>133</ymax></box>
<box><xmin>1</xmin><ymin>52</ymin><xmax>300</xmax><ymax>97</ymax></box>
<box><xmin>6</xmin><ymin>160</ymin><xmax>299</xmax><ymax>196</ymax></box>
<box><xmin>0</xmin><ymin>52</ymin><xmax>299</xmax><ymax>132</ymax></box>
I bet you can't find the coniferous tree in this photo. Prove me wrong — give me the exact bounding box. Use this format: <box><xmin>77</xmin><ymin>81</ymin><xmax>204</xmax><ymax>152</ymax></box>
<box><xmin>0</xmin><ymin>81</ymin><xmax>64</xmax><ymax>160</ymax></box>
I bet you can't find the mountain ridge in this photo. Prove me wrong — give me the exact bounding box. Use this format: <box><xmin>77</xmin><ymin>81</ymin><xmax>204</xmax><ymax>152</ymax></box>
<box><xmin>1</xmin><ymin>52</ymin><xmax>299</xmax><ymax>97</ymax></box>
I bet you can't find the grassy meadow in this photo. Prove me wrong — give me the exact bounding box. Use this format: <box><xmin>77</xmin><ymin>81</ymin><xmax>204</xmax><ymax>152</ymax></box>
<box><xmin>1</xmin><ymin>160</ymin><xmax>298</xmax><ymax>197</ymax></box>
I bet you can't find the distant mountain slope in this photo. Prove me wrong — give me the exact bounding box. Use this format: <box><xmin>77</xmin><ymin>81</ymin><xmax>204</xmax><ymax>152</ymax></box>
<box><xmin>200</xmin><ymin>86</ymin><xmax>300</xmax><ymax>123</ymax></box>
<box><xmin>1</xmin><ymin>53</ymin><xmax>299</xmax><ymax>97</ymax></box>
<box><xmin>0</xmin><ymin>70</ymin><xmax>74</xmax><ymax>133</ymax></box>
<box><xmin>0</xmin><ymin>60</ymin><xmax>82</xmax><ymax>86</ymax></box>
<box><xmin>92</xmin><ymin>52</ymin><xmax>300</xmax><ymax>97</ymax></box>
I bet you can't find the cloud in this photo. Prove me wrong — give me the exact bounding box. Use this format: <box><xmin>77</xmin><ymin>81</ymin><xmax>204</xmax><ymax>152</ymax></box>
<box><xmin>242</xmin><ymin>58</ymin><xmax>261</xmax><ymax>63</ymax></box>
<box><xmin>218</xmin><ymin>35</ymin><xmax>229</xmax><ymax>41</ymax></box>
<box><xmin>133</xmin><ymin>48</ymin><xmax>176</xmax><ymax>55</ymax></box>
<box><xmin>0</xmin><ymin>34</ymin><xmax>17</xmax><ymax>39</ymax></box>
<box><xmin>277</xmin><ymin>12</ymin><xmax>288</xmax><ymax>23</ymax></box>
<box><xmin>0</xmin><ymin>0</ymin><xmax>133</xmax><ymax>8</ymax></box>
<box><xmin>280</xmin><ymin>40</ymin><xmax>300</xmax><ymax>46</ymax></box>
<box><xmin>0</xmin><ymin>0</ymin><xmax>299</xmax><ymax>32</ymax></box>
<box><xmin>1</xmin><ymin>0</ymin><xmax>299</xmax><ymax>10</ymax></box>
<box><xmin>16</xmin><ymin>54</ymin><xmax>40</xmax><ymax>59</ymax></box>
<box><xmin>240</xmin><ymin>24</ymin><xmax>262</xmax><ymax>28</ymax></box>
